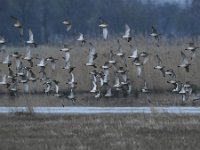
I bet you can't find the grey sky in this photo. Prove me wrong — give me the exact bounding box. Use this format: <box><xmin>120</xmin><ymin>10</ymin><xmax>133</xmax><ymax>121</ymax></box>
<box><xmin>143</xmin><ymin>0</ymin><xmax>192</xmax><ymax>6</ymax></box>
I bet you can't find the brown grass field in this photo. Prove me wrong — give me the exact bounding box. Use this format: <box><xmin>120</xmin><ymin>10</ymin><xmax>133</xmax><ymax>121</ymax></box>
<box><xmin>1</xmin><ymin>36</ymin><xmax>200</xmax><ymax>106</ymax></box>
<box><xmin>1</xmin><ymin>37</ymin><xmax>200</xmax><ymax>150</ymax></box>
<box><xmin>0</xmin><ymin>113</ymin><xmax>200</xmax><ymax>150</ymax></box>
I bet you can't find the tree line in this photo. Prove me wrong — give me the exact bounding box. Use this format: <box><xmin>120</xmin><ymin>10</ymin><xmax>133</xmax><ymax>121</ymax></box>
<box><xmin>0</xmin><ymin>0</ymin><xmax>199</xmax><ymax>44</ymax></box>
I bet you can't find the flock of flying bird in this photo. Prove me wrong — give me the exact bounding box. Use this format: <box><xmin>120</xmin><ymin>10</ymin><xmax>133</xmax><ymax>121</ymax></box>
<box><xmin>0</xmin><ymin>16</ymin><xmax>200</xmax><ymax>105</ymax></box>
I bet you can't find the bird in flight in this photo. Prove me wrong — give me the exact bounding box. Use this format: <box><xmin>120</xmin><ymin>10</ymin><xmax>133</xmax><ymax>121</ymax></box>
<box><xmin>10</xmin><ymin>16</ymin><xmax>23</xmax><ymax>41</ymax></box>
<box><xmin>99</xmin><ymin>17</ymin><xmax>108</xmax><ymax>40</ymax></box>
<box><xmin>150</xmin><ymin>25</ymin><xmax>160</xmax><ymax>47</ymax></box>
<box><xmin>62</xmin><ymin>19</ymin><xmax>72</xmax><ymax>31</ymax></box>
<box><xmin>26</xmin><ymin>29</ymin><xmax>37</xmax><ymax>47</ymax></box>
<box><xmin>122</xmin><ymin>24</ymin><xmax>132</xmax><ymax>42</ymax></box>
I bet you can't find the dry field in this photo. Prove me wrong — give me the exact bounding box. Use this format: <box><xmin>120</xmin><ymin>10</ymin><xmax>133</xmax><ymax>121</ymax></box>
<box><xmin>0</xmin><ymin>113</ymin><xmax>200</xmax><ymax>150</ymax></box>
<box><xmin>1</xmin><ymin>36</ymin><xmax>200</xmax><ymax>106</ymax></box>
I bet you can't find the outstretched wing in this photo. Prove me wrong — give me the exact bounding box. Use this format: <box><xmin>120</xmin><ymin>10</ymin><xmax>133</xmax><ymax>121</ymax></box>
<box><xmin>181</xmin><ymin>51</ymin><xmax>189</xmax><ymax>65</ymax></box>
<box><xmin>29</xmin><ymin>29</ymin><xmax>34</xmax><ymax>41</ymax></box>
<box><xmin>156</xmin><ymin>54</ymin><xmax>162</xmax><ymax>66</ymax></box>
<box><xmin>188</xmin><ymin>42</ymin><xmax>194</xmax><ymax>47</ymax></box>
<box><xmin>152</xmin><ymin>26</ymin><xmax>157</xmax><ymax>34</ymax></box>
<box><xmin>10</xmin><ymin>16</ymin><xmax>19</xmax><ymax>23</ymax></box>
<box><xmin>131</xmin><ymin>46</ymin><xmax>138</xmax><ymax>59</ymax></box>
<box><xmin>136</xmin><ymin>66</ymin><xmax>142</xmax><ymax>77</ymax></box>
<box><xmin>125</xmin><ymin>24</ymin><xmax>130</xmax><ymax>37</ymax></box>
<box><xmin>77</xmin><ymin>33</ymin><xmax>84</xmax><ymax>41</ymax></box>
<box><xmin>103</xmin><ymin>28</ymin><xmax>108</xmax><ymax>40</ymax></box>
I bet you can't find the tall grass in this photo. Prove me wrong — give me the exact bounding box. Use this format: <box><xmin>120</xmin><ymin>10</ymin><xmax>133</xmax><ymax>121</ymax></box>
<box><xmin>0</xmin><ymin>36</ymin><xmax>200</xmax><ymax>106</ymax></box>
<box><xmin>4</xmin><ymin>37</ymin><xmax>199</xmax><ymax>89</ymax></box>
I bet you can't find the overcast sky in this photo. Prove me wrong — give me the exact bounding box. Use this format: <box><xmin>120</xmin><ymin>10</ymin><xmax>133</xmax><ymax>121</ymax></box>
<box><xmin>143</xmin><ymin>0</ymin><xmax>191</xmax><ymax>6</ymax></box>
<box><xmin>158</xmin><ymin>0</ymin><xmax>190</xmax><ymax>3</ymax></box>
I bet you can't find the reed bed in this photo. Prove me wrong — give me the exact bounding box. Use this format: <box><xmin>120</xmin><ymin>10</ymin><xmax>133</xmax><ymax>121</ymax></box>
<box><xmin>1</xmin><ymin>36</ymin><xmax>200</xmax><ymax>106</ymax></box>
